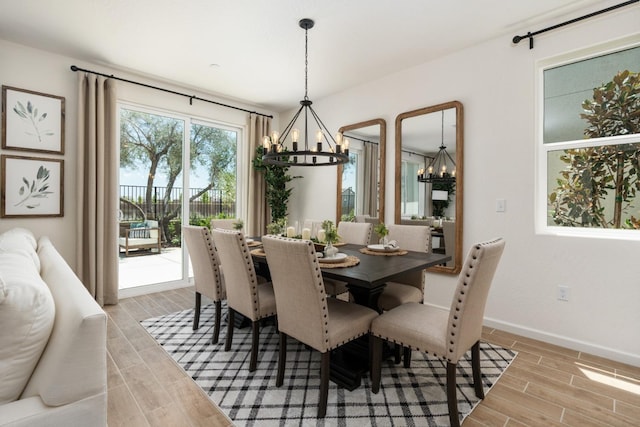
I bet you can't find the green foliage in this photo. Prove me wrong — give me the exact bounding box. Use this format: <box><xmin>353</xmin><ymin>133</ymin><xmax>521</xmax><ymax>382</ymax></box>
<box><xmin>233</xmin><ymin>219</ymin><xmax>244</xmax><ymax>230</ymax></box>
<box><xmin>188</xmin><ymin>214</ymin><xmax>213</xmax><ymax>227</ymax></box>
<box><xmin>322</xmin><ymin>220</ymin><xmax>339</xmax><ymax>244</ymax></box>
<box><xmin>341</xmin><ymin>209</ymin><xmax>355</xmax><ymax>222</ymax></box>
<box><xmin>252</xmin><ymin>146</ymin><xmax>300</xmax><ymax>222</ymax></box>
<box><xmin>266</xmin><ymin>218</ymin><xmax>287</xmax><ymax>235</ymax></box>
<box><xmin>374</xmin><ymin>222</ymin><xmax>388</xmax><ymax>238</ymax></box>
<box><xmin>549</xmin><ymin>70</ymin><xmax>640</xmax><ymax>228</ymax></box>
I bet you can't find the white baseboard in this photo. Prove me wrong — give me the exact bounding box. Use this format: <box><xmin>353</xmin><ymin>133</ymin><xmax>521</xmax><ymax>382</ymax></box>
<box><xmin>423</xmin><ymin>302</ymin><xmax>639</xmax><ymax>367</ymax></box>
<box><xmin>483</xmin><ymin>316</ymin><xmax>640</xmax><ymax>367</ymax></box>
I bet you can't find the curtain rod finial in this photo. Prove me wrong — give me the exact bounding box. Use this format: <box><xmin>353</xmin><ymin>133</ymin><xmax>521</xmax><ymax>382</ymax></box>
<box><xmin>70</xmin><ymin>65</ymin><xmax>78</xmax><ymax>71</ymax></box>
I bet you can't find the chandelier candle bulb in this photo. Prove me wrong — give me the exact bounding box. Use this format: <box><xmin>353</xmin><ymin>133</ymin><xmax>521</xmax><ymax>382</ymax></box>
<box><xmin>292</xmin><ymin>128</ymin><xmax>299</xmax><ymax>142</ymax></box>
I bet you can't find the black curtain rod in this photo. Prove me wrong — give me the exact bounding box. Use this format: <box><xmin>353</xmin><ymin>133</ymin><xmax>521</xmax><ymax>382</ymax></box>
<box><xmin>342</xmin><ymin>133</ymin><xmax>379</xmax><ymax>145</ymax></box>
<box><xmin>512</xmin><ymin>0</ymin><xmax>638</xmax><ymax>49</ymax></box>
<box><xmin>70</xmin><ymin>65</ymin><xmax>273</xmax><ymax>119</ymax></box>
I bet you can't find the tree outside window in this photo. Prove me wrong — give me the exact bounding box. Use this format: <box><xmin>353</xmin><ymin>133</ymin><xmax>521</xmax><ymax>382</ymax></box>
<box><xmin>543</xmin><ymin>45</ymin><xmax>640</xmax><ymax>232</ymax></box>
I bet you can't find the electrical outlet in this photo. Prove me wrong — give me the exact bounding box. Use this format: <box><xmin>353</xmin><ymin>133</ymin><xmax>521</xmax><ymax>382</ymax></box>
<box><xmin>557</xmin><ymin>285</ymin><xmax>570</xmax><ymax>302</ymax></box>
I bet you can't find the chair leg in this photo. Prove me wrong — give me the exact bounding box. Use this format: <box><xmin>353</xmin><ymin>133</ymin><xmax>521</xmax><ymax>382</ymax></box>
<box><xmin>446</xmin><ymin>362</ymin><xmax>460</xmax><ymax>427</ymax></box>
<box><xmin>276</xmin><ymin>332</ymin><xmax>287</xmax><ymax>387</ymax></box>
<box><xmin>318</xmin><ymin>352</ymin><xmax>330</xmax><ymax>418</ymax></box>
<box><xmin>371</xmin><ymin>336</ymin><xmax>383</xmax><ymax>394</ymax></box>
<box><xmin>212</xmin><ymin>300</ymin><xmax>222</xmax><ymax>344</ymax></box>
<box><xmin>471</xmin><ymin>341</ymin><xmax>484</xmax><ymax>399</ymax></box>
<box><xmin>225</xmin><ymin>308</ymin><xmax>235</xmax><ymax>351</ymax></box>
<box><xmin>403</xmin><ymin>346</ymin><xmax>412</xmax><ymax>368</ymax></box>
<box><xmin>193</xmin><ymin>292</ymin><xmax>202</xmax><ymax>330</ymax></box>
<box><xmin>249</xmin><ymin>320</ymin><xmax>259</xmax><ymax>372</ymax></box>
<box><xmin>394</xmin><ymin>344</ymin><xmax>401</xmax><ymax>364</ymax></box>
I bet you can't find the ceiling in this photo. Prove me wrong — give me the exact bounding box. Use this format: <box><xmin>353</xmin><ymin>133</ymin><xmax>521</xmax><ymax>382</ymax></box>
<box><xmin>0</xmin><ymin>0</ymin><xmax>615</xmax><ymax>113</ymax></box>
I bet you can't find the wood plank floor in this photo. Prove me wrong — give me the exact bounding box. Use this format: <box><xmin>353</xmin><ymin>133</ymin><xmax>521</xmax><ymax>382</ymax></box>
<box><xmin>106</xmin><ymin>287</ymin><xmax>640</xmax><ymax>426</ymax></box>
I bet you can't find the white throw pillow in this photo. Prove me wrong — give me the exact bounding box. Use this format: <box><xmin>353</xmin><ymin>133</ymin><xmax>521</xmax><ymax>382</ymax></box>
<box><xmin>0</xmin><ymin>228</ymin><xmax>40</xmax><ymax>272</ymax></box>
<box><xmin>0</xmin><ymin>250</ymin><xmax>55</xmax><ymax>404</ymax></box>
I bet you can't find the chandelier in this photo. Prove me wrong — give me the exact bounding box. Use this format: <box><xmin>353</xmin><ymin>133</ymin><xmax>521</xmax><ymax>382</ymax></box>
<box><xmin>417</xmin><ymin>110</ymin><xmax>456</xmax><ymax>183</ymax></box>
<box><xmin>262</xmin><ymin>19</ymin><xmax>349</xmax><ymax>167</ymax></box>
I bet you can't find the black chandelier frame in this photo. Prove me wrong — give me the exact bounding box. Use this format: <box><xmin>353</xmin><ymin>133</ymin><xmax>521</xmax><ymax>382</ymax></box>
<box><xmin>262</xmin><ymin>18</ymin><xmax>349</xmax><ymax>167</ymax></box>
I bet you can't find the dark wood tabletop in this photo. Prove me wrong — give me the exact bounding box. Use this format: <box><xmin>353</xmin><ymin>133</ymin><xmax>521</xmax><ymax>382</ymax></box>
<box><xmin>253</xmin><ymin>242</ymin><xmax>450</xmax><ymax>309</ymax></box>
<box><xmin>319</xmin><ymin>243</ymin><xmax>449</xmax><ymax>289</ymax></box>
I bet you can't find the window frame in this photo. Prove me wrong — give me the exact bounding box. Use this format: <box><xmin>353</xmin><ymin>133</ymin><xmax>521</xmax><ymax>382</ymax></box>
<box><xmin>536</xmin><ymin>37</ymin><xmax>640</xmax><ymax>240</ymax></box>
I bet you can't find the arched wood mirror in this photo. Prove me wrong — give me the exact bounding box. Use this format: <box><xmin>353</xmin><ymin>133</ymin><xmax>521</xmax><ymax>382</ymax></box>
<box><xmin>395</xmin><ymin>101</ymin><xmax>463</xmax><ymax>274</ymax></box>
<box><xmin>336</xmin><ymin>118</ymin><xmax>386</xmax><ymax>224</ymax></box>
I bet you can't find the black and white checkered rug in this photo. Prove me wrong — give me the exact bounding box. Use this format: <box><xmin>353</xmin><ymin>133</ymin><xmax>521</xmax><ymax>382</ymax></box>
<box><xmin>141</xmin><ymin>303</ymin><xmax>516</xmax><ymax>426</ymax></box>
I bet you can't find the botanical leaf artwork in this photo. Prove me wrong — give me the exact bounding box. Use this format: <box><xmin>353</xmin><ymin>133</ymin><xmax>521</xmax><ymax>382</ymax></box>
<box><xmin>15</xmin><ymin>165</ymin><xmax>53</xmax><ymax>209</ymax></box>
<box><xmin>13</xmin><ymin>100</ymin><xmax>53</xmax><ymax>143</ymax></box>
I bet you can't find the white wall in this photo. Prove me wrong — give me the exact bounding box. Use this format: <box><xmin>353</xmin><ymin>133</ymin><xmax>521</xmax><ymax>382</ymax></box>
<box><xmin>284</xmin><ymin>7</ymin><xmax>640</xmax><ymax>365</ymax></box>
<box><xmin>0</xmin><ymin>39</ymin><xmax>277</xmax><ymax>267</ymax></box>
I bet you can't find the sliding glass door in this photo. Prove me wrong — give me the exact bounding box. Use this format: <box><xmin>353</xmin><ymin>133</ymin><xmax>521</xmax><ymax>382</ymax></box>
<box><xmin>118</xmin><ymin>105</ymin><xmax>239</xmax><ymax>291</ymax></box>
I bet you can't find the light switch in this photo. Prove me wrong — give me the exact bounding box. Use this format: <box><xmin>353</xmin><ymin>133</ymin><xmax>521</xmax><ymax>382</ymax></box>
<box><xmin>496</xmin><ymin>199</ymin><xmax>506</xmax><ymax>212</ymax></box>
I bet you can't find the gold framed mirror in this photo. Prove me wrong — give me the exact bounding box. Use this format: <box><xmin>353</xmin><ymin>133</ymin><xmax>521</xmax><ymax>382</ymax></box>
<box><xmin>394</xmin><ymin>101</ymin><xmax>463</xmax><ymax>274</ymax></box>
<box><xmin>336</xmin><ymin>118</ymin><xmax>386</xmax><ymax>224</ymax></box>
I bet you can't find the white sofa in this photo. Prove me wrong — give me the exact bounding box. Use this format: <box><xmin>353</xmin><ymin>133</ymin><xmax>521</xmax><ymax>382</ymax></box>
<box><xmin>0</xmin><ymin>228</ymin><xmax>107</xmax><ymax>427</ymax></box>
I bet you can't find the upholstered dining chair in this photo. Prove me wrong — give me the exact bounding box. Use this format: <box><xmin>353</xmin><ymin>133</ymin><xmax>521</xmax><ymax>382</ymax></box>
<box><xmin>336</xmin><ymin>221</ymin><xmax>373</xmax><ymax>246</ymax></box>
<box><xmin>182</xmin><ymin>225</ymin><xmax>226</xmax><ymax>344</ymax></box>
<box><xmin>210</xmin><ymin>228</ymin><xmax>277</xmax><ymax>372</ymax></box>
<box><xmin>261</xmin><ymin>235</ymin><xmax>379</xmax><ymax>418</ymax></box>
<box><xmin>210</xmin><ymin>218</ymin><xmax>238</xmax><ymax>230</ymax></box>
<box><xmin>442</xmin><ymin>220</ymin><xmax>456</xmax><ymax>268</ymax></box>
<box><xmin>377</xmin><ymin>224</ymin><xmax>432</xmax><ymax>312</ymax></box>
<box><xmin>322</xmin><ymin>222</ymin><xmax>373</xmax><ymax>297</ymax></box>
<box><xmin>370</xmin><ymin>238</ymin><xmax>506</xmax><ymax>427</ymax></box>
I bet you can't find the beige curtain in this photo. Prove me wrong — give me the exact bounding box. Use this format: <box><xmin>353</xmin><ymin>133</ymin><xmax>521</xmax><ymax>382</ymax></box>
<box><xmin>247</xmin><ymin>114</ymin><xmax>271</xmax><ymax>236</ymax></box>
<box><xmin>363</xmin><ymin>143</ymin><xmax>379</xmax><ymax>217</ymax></box>
<box><xmin>76</xmin><ymin>73</ymin><xmax>118</xmax><ymax>306</ymax></box>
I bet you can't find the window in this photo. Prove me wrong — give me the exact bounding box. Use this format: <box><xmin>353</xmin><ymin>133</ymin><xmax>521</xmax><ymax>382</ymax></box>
<box><xmin>400</xmin><ymin>154</ymin><xmax>425</xmax><ymax>218</ymax></box>
<box><xmin>539</xmin><ymin>43</ymin><xmax>640</xmax><ymax>238</ymax></box>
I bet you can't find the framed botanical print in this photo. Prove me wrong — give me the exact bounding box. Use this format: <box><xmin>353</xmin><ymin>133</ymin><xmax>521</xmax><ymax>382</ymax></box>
<box><xmin>1</xmin><ymin>155</ymin><xmax>64</xmax><ymax>217</ymax></box>
<box><xmin>1</xmin><ymin>86</ymin><xmax>65</xmax><ymax>154</ymax></box>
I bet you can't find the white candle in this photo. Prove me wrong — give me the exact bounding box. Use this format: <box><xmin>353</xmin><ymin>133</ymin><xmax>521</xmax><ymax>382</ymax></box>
<box><xmin>317</xmin><ymin>229</ymin><xmax>326</xmax><ymax>243</ymax></box>
<box><xmin>301</xmin><ymin>228</ymin><xmax>311</xmax><ymax>240</ymax></box>
<box><xmin>286</xmin><ymin>226</ymin><xmax>296</xmax><ymax>238</ymax></box>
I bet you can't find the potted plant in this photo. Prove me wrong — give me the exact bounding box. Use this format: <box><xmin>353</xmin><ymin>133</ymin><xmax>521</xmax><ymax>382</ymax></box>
<box><xmin>266</xmin><ymin>218</ymin><xmax>287</xmax><ymax>235</ymax></box>
<box><xmin>321</xmin><ymin>220</ymin><xmax>340</xmax><ymax>257</ymax></box>
<box><xmin>374</xmin><ymin>222</ymin><xmax>389</xmax><ymax>245</ymax></box>
<box><xmin>252</xmin><ymin>146</ymin><xmax>301</xmax><ymax>225</ymax></box>
<box><xmin>233</xmin><ymin>219</ymin><xmax>244</xmax><ymax>231</ymax></box>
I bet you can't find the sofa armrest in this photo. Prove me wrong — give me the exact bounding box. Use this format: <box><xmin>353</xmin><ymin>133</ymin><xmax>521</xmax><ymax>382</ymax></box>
<box><xmin>20</xmin><ymin>237</ymin><xmax>107</xmax><ymax>407</ymax></box>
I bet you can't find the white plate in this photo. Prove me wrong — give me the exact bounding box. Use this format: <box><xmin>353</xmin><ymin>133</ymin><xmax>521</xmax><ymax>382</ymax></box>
<box><xmin>367</xmin><ymin>244</ymin><xmax>400</xmax><ymax>252</ymax></box>
<box><xmin>245</xmin><ymin>238</ymin><xmax>254</xmax><ymax>243</ymax></box>
<box><xmin>319</xmin><ymin>252</ymin><xmax>348</xmax><ymax>263</ymax></box>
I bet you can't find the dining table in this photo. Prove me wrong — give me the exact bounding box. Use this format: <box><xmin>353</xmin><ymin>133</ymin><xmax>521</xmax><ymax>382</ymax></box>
<box><xmin>250</xmin><ymin>240</ymin><xmax>451</xmax><ymax>389</ymax></box>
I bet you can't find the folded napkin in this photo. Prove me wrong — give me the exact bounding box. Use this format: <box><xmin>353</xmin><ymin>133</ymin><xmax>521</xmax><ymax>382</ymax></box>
<box><xmin>385</xmin><ymin>240</ymin><xmax>398</xmax><ymax>249</ymax></box>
